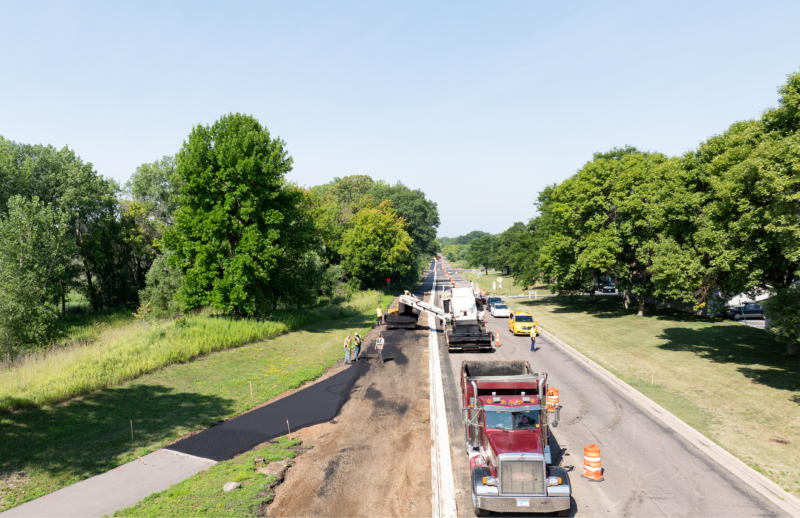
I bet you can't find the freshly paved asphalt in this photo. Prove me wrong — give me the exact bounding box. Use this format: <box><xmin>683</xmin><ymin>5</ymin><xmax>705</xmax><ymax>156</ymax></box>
<box><xmin>166</xmin><ymin>361</ymin><xmax>366</xmax><ymax>461</ymax></box>
<box><xmin>4</xmin><ymin>316</ymin><xmax>376</xmax><ymax>517</ymax></box>
<box><xmin>437</xmin><ymin>259</ymin><xmax>786</xmax><ymax>517</ymax></box>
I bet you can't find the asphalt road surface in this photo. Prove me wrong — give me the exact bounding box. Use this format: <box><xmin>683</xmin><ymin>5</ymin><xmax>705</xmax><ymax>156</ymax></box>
<box><xmin>166</xmin><ymin>362</ymin><xmax>365</xmax><ymax>461</ymax></box>
<box><xmin>435</xmin><ymin>259</ymin><xmax>786</xmax><ymax>518</ymax></box>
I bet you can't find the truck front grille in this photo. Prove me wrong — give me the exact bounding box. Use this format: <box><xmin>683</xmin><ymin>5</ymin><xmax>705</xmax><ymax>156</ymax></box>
<box><xmin>500</xmin><ymin>459</ymin><xmax>545</xmax><ymax>495</ymax></box>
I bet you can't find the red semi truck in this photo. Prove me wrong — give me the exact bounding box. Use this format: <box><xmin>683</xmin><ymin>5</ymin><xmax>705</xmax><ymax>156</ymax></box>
<box><xmin>460</xmin><ymin>360</ymin><xmax>571</xmax><ymax>516</ymax></box>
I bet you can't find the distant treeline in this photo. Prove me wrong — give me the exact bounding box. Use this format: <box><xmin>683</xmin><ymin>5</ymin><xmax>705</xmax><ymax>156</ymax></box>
<box><xmin>448</xmin><ymin>71</ymin><xmax>800</xmax><ymax>353</ymax></box>
<box><xmin>0</xmin><ymin>113</ymin><xmax>440</xmax><ymax>355</ymax></box>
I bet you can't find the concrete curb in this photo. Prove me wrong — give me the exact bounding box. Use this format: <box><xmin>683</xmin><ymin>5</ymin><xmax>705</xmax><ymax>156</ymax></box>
<box><xmin>538</xmin><ymin>326</ymin><xmax>800</xmax><ymax>518</ymax></box>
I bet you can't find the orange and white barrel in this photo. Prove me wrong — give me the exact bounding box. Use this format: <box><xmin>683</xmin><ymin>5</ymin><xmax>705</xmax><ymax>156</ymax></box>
<box><xmin>582</xmin><ymin>444</ymin><xmax>604</xmax><ymax>481</ymax></box>
<box><xmin>546</xmin><ymin>388</ymin><xmax>559</xmax><ymax>412</ymax></box>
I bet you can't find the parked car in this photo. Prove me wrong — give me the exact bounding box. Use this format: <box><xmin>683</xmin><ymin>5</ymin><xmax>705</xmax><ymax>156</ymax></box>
<box><xmin>490</xmin><ymin>303</ymin><xmax>511</xmax><ymax>318</ymax></box>
<box><xmin>600</xmin><ymin>284</ymin><xmax>616</xmax><ymax>293</ymax></box>
<box><xmin>486</xmin><ymin>296</ymin><xmax>503</xmax><ymax>307</ymax></box>
<box><xmin>724</xmin><ymin>303</ymin><xmax>765</xmax><ymax>320</ymax></box>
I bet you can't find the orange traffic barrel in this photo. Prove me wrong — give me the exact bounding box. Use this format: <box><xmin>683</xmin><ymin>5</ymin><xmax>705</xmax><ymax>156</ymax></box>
<box><xmin>582</xmin><ymin>444</ymin><xmax>604</xmax><ymax>481</ymax></box>
<box><xmin>546</xmin><ymin>388</ymin><xmax>559</xmax><ymax>412</ymax></box>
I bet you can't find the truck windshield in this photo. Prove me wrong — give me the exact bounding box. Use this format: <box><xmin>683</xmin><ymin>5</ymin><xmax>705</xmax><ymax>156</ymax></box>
<box><xmin>515</xmin><ymin>316</ymin><xmax>533</xmax><ymax>322</ymax></box>
<box><xmin>485</xmin><ymin>410</ymin><xmax>540</xmax><ymax>430</ymax></box>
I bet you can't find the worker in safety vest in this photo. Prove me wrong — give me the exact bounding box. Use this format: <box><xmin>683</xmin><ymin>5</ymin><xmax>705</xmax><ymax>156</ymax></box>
<box><xmin>353</xmin><ymin>332</ymin><xmax>362</xmax><ymax>361</ymax></box>
<box><xmin>376</xmin><ymin>306</ymin><xmax>384</xmax><ymax>325</ymax></box>
<box><xmin>344</xmin><ymin>335</ymin><xmax>352</xmax><ymax>363</ymax></box>
<box><xmin>375</xmin><ymin>333</ymin><xmax>385</xmax><ymax>363</ymax></box>
<box><xmin>530</xmin><ymin>323</ymin><xmax>538</xmax><ymax>352</ymax></box>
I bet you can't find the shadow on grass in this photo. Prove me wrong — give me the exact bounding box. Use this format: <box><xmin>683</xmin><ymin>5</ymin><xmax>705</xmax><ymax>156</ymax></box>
<box><xmin>515</xmin><ymin>296</ymin><xmax>800</xmax><ymax>401</ymax></box>
<box><xmin>657</xmin><ymin>326</ymin><xmax>800</xmax><ymax>397</ymax></box>
<box><xmin>0</xmin><ymin>384</ymin><xmax>234</xmax><ymax>488</ymax></box>
<box><xmin>516</xmin><ymin>295</ymin><xmax>708</xmax><ymax>323</ymax></box>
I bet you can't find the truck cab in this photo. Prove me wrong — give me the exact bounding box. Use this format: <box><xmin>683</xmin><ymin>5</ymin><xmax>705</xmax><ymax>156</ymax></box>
<box><xmin>461</xmin><ymin>361</ymin><xmax>570</xmax><ymax>516</ymax></box>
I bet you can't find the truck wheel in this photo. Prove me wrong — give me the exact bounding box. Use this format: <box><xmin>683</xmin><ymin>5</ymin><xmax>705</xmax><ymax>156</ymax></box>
<box><xmin>471</xmin><ymin>491</ymin><xmax>489</xmax><ymax>517</ymax></box>
<box><xmin>733</xmin><ymin>313</ymin><xmax>742</xmax><ymax>321</ymax></box>
<box><xmin>471</xmin><ymin>468</ymin><xmax>491</xmax><ymax>517</ymax></box>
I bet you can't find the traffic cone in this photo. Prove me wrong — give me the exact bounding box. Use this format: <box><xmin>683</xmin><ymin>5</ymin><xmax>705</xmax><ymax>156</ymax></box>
<box><xmin>546</xmin><ymin>388</ymin><xmax>559</xmax><ymax>412</ymax></box>
<box><xmin>582</xmin><ymin>444</ymin><xmax>604</xmax><ymax>481</ymax></box>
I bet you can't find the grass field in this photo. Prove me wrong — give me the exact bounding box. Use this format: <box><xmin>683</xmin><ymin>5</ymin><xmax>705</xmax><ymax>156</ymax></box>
<box><xmin>0</xmin><ymin>291</ymin><xmax>385</xmax><ymax>412</ymax></box>
<box><xmin>454</xmin><ymin>270</ymin><xmax>535</xmax><ymax>296</ymax></box>
<box><xmin>114</xmin><ymin>437</ymin><xmax>305</xmax><ymax>517</ymax></box>
<box><xmin>497</xmin><ymin>295</ymin><xmax>800</xmax><ymax>495</ymax></box>
<box><xmin>0</xmin><ymin>293</ymin><xmax>393</xmax><ymax>511</ymax></box>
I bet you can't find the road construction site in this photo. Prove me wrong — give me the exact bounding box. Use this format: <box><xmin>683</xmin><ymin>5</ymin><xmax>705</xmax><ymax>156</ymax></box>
<box><xmin>4</xmin><ymin>260</ymin><xmax>800</xmax><ymax>517</ymax></box>
<box><xmin>434</xmin><ymin>258</ymin><xmax>797</xmax><ymax>517</ymax></box>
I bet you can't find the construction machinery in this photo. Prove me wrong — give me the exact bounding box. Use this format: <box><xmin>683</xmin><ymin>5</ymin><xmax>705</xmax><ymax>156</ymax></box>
<box><xmin>461</xmin><ymin>360</ymin><xmax>569</xmax><ymax>516</ymax></box>
<box><xmin>394</xmin><ymin>287</ymin><xmax>494</xmax><ymax>352</ymax></box>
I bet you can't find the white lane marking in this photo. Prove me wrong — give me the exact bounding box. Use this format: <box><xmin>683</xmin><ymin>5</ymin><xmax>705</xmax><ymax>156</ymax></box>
<box><xmin>429</xmin><ymin>263</ymin><xmax>457</xmax><ymax>518</ymax></box>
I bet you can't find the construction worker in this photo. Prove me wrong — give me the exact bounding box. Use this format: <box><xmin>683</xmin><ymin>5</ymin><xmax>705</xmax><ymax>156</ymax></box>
<box><xmin>344</xmin><ymin>334</ymin><xmax>351</xmax><ymax>364</ymax></box>
<box><xmin>376</xmin><ymin>305</ymin><xmax>384</xmax><ymax>325</ymax></box>
<box><xmin>353</xmin><ymin>332</ymin><xmax>362</xmax><ymax>361</ymax></box>
<box><xmin>530</xmin><ymin>322</ymin><xmax>538</xmax><ymax>351</ymax></box>
<box><xmin>375</xmin><ymin>332</ymin><xmax>385</xmax><ymax>363</ymax></box>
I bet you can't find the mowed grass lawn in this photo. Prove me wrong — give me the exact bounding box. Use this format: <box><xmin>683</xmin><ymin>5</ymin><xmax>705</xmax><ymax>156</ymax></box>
<box><xmin>0</xmin><ymin>295</ymin><xmax>392</xmax><ymax>512</ymax></box>
<box><xmin>501</xmin><ymin>295</ymin><xmax>800</xmax><ymax>495</ymax></box>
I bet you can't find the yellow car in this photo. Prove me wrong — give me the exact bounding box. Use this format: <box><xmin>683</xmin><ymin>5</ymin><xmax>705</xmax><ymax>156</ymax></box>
<box><xmin>508</xmin><ymin>312</ymin><xmax>535</xmax><ymax>335</ymax></box>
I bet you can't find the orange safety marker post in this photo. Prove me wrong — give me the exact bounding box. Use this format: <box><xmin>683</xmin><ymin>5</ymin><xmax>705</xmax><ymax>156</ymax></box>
<box><xmin>495</xmin><ymin>330</ymin><xmax>501</xmax><ymax>347</ymax></box>
<box><xmin>546</xmin><ymin>388</ymin><xmax>559</xmax><ymax>412</ymax></box>
<box><xmin>582</xmin><ymin>444</ymin><xmax>604</xmax><ymax>481</ymax></box>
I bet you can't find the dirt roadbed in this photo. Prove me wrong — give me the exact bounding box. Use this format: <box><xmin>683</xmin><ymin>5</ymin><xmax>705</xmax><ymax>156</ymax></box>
<box><xmin>266</xmin><ymin>323</ymin><xmax>433</xmax><ymax>517</ymax></box>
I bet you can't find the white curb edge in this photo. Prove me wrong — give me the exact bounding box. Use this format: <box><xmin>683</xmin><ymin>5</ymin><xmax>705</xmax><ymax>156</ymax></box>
<box><xmin>429</xmin><ymin>264</ymin><xmax>457</xmax><ymax>518</ymax></box>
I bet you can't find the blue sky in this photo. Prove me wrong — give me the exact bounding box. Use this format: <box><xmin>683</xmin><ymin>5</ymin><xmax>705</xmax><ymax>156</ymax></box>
<box><xmin>2</xmin><ymin>1</ymin><xmax>799</xmax><ymax>237</ymax></box>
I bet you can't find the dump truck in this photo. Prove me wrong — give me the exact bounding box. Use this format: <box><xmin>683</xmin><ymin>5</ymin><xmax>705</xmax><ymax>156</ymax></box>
<box><xmin>460</xmin><ymin>360</ymin><xmax>570</xmax><ymax>516</ymax></box>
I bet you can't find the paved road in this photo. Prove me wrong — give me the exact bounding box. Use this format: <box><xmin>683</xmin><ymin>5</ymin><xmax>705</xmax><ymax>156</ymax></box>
<box><xmin>435</xmin><ymin>260</ymin><xmax>785</xmax><ymax>517</ymax></box>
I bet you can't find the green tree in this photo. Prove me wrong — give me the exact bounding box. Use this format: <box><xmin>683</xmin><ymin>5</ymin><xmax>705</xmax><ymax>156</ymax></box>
<box><xmin>0</xmin><ymin>137</ymin><xmax>125</xmax><ymax>311</ymax></box>
<box><xmin>339</xmin><ymin>201</ymin><xmax>415</xmax><ymax>288</ymax></box>
<box><xmin>368</xmin><ymin>181</ymin><xmax>441</xmax><ymax>258</ymax></box>
<box><xmin>439</xmin><ymin>230</ymin><xmax>491</xmax><ymax>247</ymax></box>
<box><xmin>139</xmin><ymin>251</ymin><xmax>184</xmax><ymax>318</ymax></box>
<box><xmin>165</xmin><ymin>113</ymin><xmax>309</xmax><ymax>316</ymax></box>
<box><xmin>465</xmin><ymin>234</ymin><xmax>499</xmax><ymax>273</ymax></box>
<box><xmin>312</xmin><ymin>175</ymin><xmax>377</xmax><ymax>265</ymax></box>
<box><xmin>0</xmin><ymin>196</ymin><xmax>76</xmax><ymax>355</ymax></box>
<box><xmin>124</xmin><ymin>155</ymin><xmax>181</xmax><ymax>225</ymax></box>
<box><xmin>762</xmin><ymin>287</ymin><xmax>800</xmax><ymax>355</ymax></box>
<box><xmin>540</xmin><ymin>147</ymin><xmax>669</xmax><ymax>313</ymax></box>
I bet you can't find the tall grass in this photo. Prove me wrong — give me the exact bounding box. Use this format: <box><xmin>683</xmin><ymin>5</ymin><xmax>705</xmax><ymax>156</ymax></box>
<box><xmin>0</xmin><ymin>290</ymin><xmax>384</xmax><ymax>412</ymax></box>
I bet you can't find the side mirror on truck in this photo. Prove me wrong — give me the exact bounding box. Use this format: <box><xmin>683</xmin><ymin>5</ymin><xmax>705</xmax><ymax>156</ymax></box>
<box><xmin>462</xmin><ymin>408</ymin><xmax>471</xmax><ymax>424</ymax></box>
<box><xmin>552</xmin><ymin>406</ymin><xmax>561</xmax><ymax>427</ymax></box>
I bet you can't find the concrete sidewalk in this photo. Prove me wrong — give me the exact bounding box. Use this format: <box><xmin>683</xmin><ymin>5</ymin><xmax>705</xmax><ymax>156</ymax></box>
<box><xmin>0</xmin><ymin>449</ymin><xmax>215</xmax><ymax>518</ymax></box>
